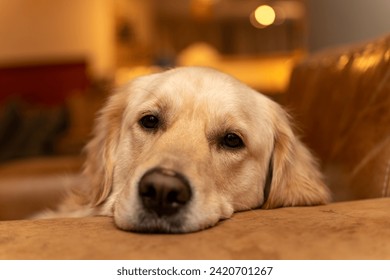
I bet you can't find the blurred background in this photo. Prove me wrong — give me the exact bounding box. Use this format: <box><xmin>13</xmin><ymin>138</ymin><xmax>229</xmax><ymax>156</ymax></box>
<box><xmin>0</xmin><ymin>0</ymin><xmax>389</xmax><ymax>162</ymax></box>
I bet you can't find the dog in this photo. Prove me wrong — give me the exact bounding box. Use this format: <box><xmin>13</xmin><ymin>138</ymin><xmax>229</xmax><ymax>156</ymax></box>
<box><xmin>37</xmin><ymin>67</ymin><xmax>330</xmax><ymax>233</ymax></box>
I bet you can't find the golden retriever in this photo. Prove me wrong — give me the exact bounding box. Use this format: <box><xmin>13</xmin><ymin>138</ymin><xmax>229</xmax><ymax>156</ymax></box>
<box><xmin>38</xmin><ymin>67</ymin><xmax>330</xmax><ymax>233</ymax></box>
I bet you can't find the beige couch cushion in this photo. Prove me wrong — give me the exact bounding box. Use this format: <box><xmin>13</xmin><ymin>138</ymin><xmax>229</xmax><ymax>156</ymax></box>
<box><xmin>1</xmin><ymin>197</ymin><xmax>389</xmax><ymax>260</ymax></box>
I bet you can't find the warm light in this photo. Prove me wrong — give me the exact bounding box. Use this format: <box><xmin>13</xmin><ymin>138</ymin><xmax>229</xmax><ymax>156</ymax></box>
<box><xmin>177</xmin><ymin>42</ymin><xmax>220</xmax><ymax>66</ymax></box>
<box><xmin>254</xmin><ymin>5</ymin><xmax>276</xmax><ymax>27</ymax></box>
<box><xmin>191</xmin><ymin>0</ymin><xmax>218</xmax><ymax>19</ymax></box>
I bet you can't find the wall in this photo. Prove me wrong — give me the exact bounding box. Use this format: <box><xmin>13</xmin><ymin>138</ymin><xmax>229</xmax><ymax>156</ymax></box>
<box><xmin>306</xmin><ymin>0</ymin><xmax>390</xmax><ymax>52</ymax></box>
<box><xmin>0</xmin><ymin>0</ymin><xmax>115</xmax><ymax>78</ymax></box>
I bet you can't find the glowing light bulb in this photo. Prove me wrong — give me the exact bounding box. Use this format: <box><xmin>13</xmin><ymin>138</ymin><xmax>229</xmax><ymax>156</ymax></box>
<box><xmin>254</xmin><ymin>5</ymin><xmax>276</xmax><ymax>27</ymax></box>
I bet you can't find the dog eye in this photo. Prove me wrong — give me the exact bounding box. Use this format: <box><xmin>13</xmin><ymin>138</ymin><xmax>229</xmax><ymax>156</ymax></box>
<box><xmin>139</xmin><ymin>115</ymin><xmax>159</xmax><ymax>129</ymax></box>
<box><xmin>221</xmin><ymin>133</ymin><xmax>244</xmax><ymax>149</ymax></box>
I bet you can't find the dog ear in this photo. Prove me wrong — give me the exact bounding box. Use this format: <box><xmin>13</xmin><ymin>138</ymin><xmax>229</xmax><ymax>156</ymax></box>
<box><xmin>262</xmin><ymin>105</ymin><xmax>331</xmax><ymax>209</ymax></box>
<box><xmin>77</xmin><ymin>91</ymin><xmax>127</xmax><ymax>206</ymax></box>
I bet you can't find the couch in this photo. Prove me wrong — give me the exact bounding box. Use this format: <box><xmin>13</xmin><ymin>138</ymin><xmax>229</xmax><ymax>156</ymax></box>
<box><xmin>1</xmin><ymin>35</ymin><xmax>389</xmax><ymax>260</ymax></box>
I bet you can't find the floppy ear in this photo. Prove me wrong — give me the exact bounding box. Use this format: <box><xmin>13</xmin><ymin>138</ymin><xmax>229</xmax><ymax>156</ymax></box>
<box><xmin>262</xmin><ymin>105</ymin><xmax>331</xmax><ymax>209</ymax></box>
<box><xmin>76</xmin><ymin>91</ymin><xmax>127</xmax><ymax>206</ymax></box>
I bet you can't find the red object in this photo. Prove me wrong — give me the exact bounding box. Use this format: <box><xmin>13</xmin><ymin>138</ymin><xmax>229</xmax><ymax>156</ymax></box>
<box><xmin>0</xmin><ymin>61</ymin><xmax>89</xmax><ymax>106</ymax></box>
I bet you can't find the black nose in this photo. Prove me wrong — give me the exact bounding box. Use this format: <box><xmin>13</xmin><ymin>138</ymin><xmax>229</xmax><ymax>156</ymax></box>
<box><xmin>138</xmin><ymin>169</ymin><xmax>192</xmax><ymax>217</ymax></box>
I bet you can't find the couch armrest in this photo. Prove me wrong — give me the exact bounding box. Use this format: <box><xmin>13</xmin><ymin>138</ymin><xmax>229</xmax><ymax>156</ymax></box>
<box><xmin>0</xmin><ymin>156</ymin><xmax>82</xmax><ymax>220</ymax></box>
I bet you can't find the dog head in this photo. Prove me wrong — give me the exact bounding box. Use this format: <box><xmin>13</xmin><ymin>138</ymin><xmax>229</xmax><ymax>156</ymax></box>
<box><xmin>79</xmin><ymin>67</ymin><xmax>330</xmax><ymax>233</ymax></box>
